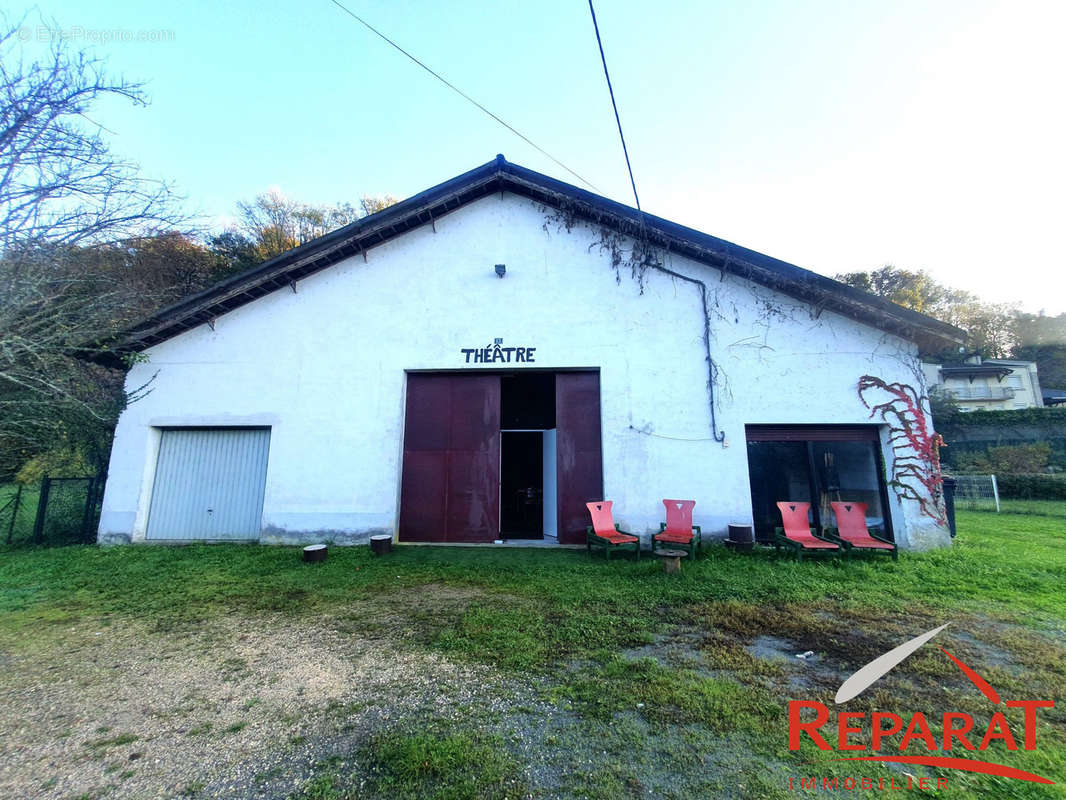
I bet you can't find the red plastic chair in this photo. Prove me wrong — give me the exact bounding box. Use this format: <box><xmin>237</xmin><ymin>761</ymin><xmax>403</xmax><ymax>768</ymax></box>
<box><xmin>585</xmin><ymin>501</ymin><xmax>640</xmax><ymax>560</ymax></box>
<box><xmin>827</xmin><ymin>502</ymin><xmax>897</xmax><ymax>560</ymax></box>
<box><xmin>774</xmin><ymin>501</ymin><xmax>841</xmax><ymax>560</ymax></box>
<box><xmin>653</xmin><ymin>499</ymin><xmax>700</xmax><ymax>559</ymax></box>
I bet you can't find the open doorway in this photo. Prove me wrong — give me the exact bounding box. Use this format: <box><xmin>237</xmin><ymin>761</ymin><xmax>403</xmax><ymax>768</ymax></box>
<box><xmin>500</xmin><ymin>373</ymin><xmax>556</xmax><ymax>540</ymax></box>
<box><xmin>501</xmin><ymin>432</ymin><xmax>543</xmax><ymax>538</ymax></box>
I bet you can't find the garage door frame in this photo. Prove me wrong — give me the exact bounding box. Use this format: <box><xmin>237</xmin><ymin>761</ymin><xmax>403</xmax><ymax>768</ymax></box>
<box><xmin>145</xmin><ymin>427</ymin><xmax>271</xmax><ymax>541</ymax></box>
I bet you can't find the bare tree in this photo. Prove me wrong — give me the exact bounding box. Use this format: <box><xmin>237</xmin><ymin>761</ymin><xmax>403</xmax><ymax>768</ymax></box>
<box><xmin>0</xmin><ymin>15</ymin><xmax>186</xmax><ymax>475</ymax></box>
<box><xmin>234</xmin><ymin>191</ymin><xmax>399</xmax><ymax>263</ymax></box>
<box><xmin>236</xmin><ymin>190</ymin><xmax>362</xmax><ymax>261</ymax></box>
<box><xmin>0</xmin><ymin>244</ymin><xmax>153</xmax><ymax>474</ymax></box>
<box><xmin>360</xmin><ymin>194</ymin><xmax>399</xmax><ymax>217</ymax></box>
<box><xmin>0</xmin><ymin>22</ymin><xmax>182</xmax><ymax>247</ymax></box>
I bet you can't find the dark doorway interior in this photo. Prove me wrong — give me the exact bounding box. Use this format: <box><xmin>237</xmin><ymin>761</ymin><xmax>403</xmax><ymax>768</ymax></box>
<box><xmin>502</xmin><ymin>373</ymin><xmax>555</xmax><ymax>429</ymax></box>
<box><xmin>500</xmin><ymin>373</ymin><xmax>556</xmax><ymax>539</ymax></box>
<box><xmin>501</xmin><ymin>432</ymin><xmax>543</xmax><ymax>538</ymax></box>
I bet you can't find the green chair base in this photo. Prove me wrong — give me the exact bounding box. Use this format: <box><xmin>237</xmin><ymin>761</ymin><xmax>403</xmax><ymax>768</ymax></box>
<box><xmin>586</xmin><ymin>525</ymin><xmax>641</xmax><ymax>560</ymax></box>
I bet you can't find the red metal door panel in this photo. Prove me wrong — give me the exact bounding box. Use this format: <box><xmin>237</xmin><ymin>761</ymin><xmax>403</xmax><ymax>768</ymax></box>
<box><xmin>445</xmin><ymin>375</ymin><xmax>500</xmax><ymax>542</ymax></box>
<box><xmin>399</xmin><ymin>374</ymin><xmax>500</xmax><ymax>543</ymax></box>
<box><xmin>403</xmin><ymin>374</ymin><xmax>452</xmax><ymax>452</ymax></box>
<box><xmin>448</xmin><ymin>377</ymin><xmax>496</xmax><ymax>449</ymax></box>
<box><xmin>556</xmin><ymin>372</ymin><xmax>603</xmax><ymax>545</ymax></box>
<box><xmin>399</xmin><ymin>375</ymin><xmax>452</xmax><ymax>542</ymax></box>
<box><xmin>446</xmin><ymin>449</ymin><xmax>499</xmax><ymax>542</ymax></box>
<box><xmin>398</xmin><ymin>452</ymin><xmax>448</xmax><ymax>542</ymax></box>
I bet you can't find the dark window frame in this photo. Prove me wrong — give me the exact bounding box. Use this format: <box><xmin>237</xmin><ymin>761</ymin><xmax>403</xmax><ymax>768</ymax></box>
<box><xmin>745</xmin><ymin>425</ymin><xmax>894</xmax><ymax>542</ymax></box>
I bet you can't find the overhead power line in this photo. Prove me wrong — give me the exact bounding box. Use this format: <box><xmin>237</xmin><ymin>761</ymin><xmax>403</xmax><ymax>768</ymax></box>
<box><xmin>587</xmin><ymin>0</ymin><xmax>642</xmax><ymax>214</ymax></box>
<box><xmin>327</xmin><ymin>0</ymin><xmax>600</xmax><ymax>192</ymax></box>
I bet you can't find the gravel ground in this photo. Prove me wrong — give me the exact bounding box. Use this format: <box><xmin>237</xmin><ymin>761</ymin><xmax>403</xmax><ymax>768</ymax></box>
<box><xmin>0</xmin><ymin>606</ymin><xmax>516</xmax><ymax>800</ymax></box>
<box><xmin>6</xmin><ymin>589</ymin><xmax>1048</xmax><ymax>799</ymax></box>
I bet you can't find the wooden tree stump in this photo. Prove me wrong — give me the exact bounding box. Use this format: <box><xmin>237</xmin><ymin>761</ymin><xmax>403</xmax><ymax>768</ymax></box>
<box><xmin>302</xmin><ymin>544</ymin><xmax>328</xmax><ymax>563</ymax></box>
<box><xmin>655</xmin><ymin>548</ymin><xmax>686</xmax><ymax>574</ymax></box>
<box><xmin>726</xmin><ymin>522</ymin><xmax>754</xmax><ymax>552</ymax></box>
<box><xmin>370</xmin><ymin>534</ymin><xmax>393</xmax><ymax>555</ymax></box>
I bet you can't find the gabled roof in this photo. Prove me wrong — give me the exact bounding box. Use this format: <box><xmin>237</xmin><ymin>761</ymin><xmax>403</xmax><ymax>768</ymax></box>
<box><xmin>108</xmin><ymin>155</ymin><xmax>966</xmax><ymax>358</ymax></box>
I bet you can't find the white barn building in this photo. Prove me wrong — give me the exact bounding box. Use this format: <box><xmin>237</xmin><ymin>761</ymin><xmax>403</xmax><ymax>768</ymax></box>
<box><xmin>97</xmin><ymin>157</ymin><xmax>964</xmax><ymax>550</ymax></box>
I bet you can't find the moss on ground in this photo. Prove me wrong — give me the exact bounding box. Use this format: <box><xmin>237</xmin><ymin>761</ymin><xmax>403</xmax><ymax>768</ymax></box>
<box><xmin>2</xmin><ymin>510</ymin><xmax>1064</xmax><ymax>798</ymax></box>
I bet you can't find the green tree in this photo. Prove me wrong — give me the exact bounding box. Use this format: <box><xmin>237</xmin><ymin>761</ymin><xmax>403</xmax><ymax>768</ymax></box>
<box><xmin>1013</xmin><ymin>312</ymin><xmax>1066</xmax><ymax>389</ymax></box>
<box><xmin>939</xmin><ymin>298</ymin><xmax>1019</xmax><ymax>358</ymax></box>
<box><xmin>207</xmin><ymin>231</ymin><xmax>261</xmax><ymax>279</ymax></box>
<box><xmin>86</xmin><ymin>232</ymin><xmax>225</xmax><ymax>312</ymax></box>
<box><xmin>836</xmin><ymin>266</ymin><xmax>1018</xmax><ymax>358</ymax></box>
<box><xmin>836</xmin><ymin>265</ymin><xmax>947</xmax><ymax>314</ymax></box>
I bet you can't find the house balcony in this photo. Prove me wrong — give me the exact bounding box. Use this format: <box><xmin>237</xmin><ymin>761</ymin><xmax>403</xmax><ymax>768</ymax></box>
<box><xmin>947</xmin><ymin>386</ymin><xmax>1016</xmax><ymax>401</ymax></box>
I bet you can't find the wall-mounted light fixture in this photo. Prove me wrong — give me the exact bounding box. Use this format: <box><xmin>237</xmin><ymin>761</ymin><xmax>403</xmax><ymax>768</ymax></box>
<box><xmin>495</xmin><ymin>263</ymin><xmax>506</xmax><ymax>278</ymax></box>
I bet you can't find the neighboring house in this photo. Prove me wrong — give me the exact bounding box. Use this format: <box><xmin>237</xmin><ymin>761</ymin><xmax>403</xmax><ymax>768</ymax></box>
<box><xmin>95</xmin><ymin>156</ymin><xmax>964</xmax><ymax>551</ymax></box>
<box><xmin>923</xmin><ymin>355</ymin><xmax>1045</xmax><ymax>411</ymax></box>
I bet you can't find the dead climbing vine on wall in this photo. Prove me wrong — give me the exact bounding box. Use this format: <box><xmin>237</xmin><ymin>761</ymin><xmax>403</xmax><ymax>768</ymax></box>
<box><xmin>858</xmin><ymin>375</ymin><xmax>947</xmax><ymax>526</ymax></box>
<box><xmin>539</xmin><ymin>200</ymin><xmax>725</xmax><ymax>441</ymax></box>
<box><xmin>541</xmin><ymin>200</ymin><xmax>664</xmax><ymax>292</ymax></box>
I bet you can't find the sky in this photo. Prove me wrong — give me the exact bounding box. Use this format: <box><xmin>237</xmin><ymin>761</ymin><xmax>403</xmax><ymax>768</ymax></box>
<box><xmin>14</xmin><ymin>0</ymin><xmax>1066</xmax><ymax>313</ymax></box>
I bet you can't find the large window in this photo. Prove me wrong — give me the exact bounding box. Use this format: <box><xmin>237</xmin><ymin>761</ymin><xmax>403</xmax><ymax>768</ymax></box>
<box><xmin>746</xmin><ymin>426</ymin><xmax>891</xmax><ymax>542</ymax></box>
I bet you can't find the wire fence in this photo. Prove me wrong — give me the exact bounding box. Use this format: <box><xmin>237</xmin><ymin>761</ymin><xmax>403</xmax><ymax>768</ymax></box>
<box><xmin>952</xmin><ymin>474</ymin><xmax>1000</xmax><ymax>512</ymax></box>
<box><xmin>1</xmin><ymin>475</ymin><xmax>104</xmax><ymax>548</ymax></box>
<box><xmin>949</xmin><ymin>473</ymin><xmax>1066</xmax><ymax>518</ymax></box>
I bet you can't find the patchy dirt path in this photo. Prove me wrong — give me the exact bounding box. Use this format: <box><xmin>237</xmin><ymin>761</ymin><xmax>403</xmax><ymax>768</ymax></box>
<box><xmin>0</xmin><ymin>609</ymin><xmax>514</xmax><ymax>800</ymax></box>
<box><xmin>3</xmin><ymin>587</ymin><xmax>1063</xmax><ymax>800</ymax></box>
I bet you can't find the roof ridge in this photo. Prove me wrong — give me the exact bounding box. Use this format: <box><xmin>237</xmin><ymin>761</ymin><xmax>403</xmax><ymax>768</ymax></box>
<box><xmin>100</xmin><ymin>156</ymin><xmax>965</xmax><ymax>361</ymax></box>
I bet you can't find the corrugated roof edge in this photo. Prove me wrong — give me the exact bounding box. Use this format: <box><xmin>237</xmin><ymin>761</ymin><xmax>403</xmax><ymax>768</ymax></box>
<box><xmin>87</xmin><ymin>155</ymin><xmax>965</xmax><ymax>365</ymax></box>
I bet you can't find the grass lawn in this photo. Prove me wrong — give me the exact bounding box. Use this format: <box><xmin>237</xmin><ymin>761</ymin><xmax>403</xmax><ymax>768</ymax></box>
<box><xmin>0</xmin><ymin>482</ymin><xmax>39</xmax><ymax>545</ymax></box>
<box><xmin>985</xmin><ymin>498</ymin><xmax>1066</xmax><ymax>518</ymax></box>
<box><xmin>1</xmin><ymin>511</ymin><xmax>1064</xmax><ymax>799</ymax></box>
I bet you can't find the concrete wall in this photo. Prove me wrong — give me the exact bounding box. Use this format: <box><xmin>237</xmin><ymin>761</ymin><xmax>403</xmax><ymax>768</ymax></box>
<box><xmin>98</xmin><ymin>193</ymin><xmax>950</xmax><ymax>549</ymax></box>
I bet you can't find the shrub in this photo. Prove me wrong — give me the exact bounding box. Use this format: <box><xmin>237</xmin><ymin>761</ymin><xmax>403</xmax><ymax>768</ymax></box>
<box><xmin>15</xmin><ymin>447</ymin><xmax>94</xmax><ymax>484</ymax></box>
<box><xmin>950</xmin><ymin>442</ymin><xmax>1052</xmax><ymax>474</ymax></box>
<box><xmin>995</xmin><ymin>473</ymin><xmax>1066</xmax><ymax>500</ymax></box>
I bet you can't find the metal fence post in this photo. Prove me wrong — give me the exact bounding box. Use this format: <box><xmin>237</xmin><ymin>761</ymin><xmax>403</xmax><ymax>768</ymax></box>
<box><xmin>80</xmin><ymin>476</ymin><xmax>97</xmax><ymax>544</ymax></box>
<box><xmin>990</xmin><ymin>474</ymin><xmax>1000</xmax><ymax>513</ymax></box>
<box><xmin>5</xmin><ymin>484</ymin><xmax>22</xmax><ymax>544</ymax></box>
<box><xmin>32</xmin><ymin>477</ymin><xmax>51</xmax><ymax>545</ymax></box>
<box><xmin>942</xmin><ymin>476</ymin><xmax>957</xmax><ymax>538</ymax></box>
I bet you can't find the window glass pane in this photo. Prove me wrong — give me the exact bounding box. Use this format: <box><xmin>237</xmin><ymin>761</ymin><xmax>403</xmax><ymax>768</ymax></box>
<box><xmin>811</xmin><ymin>441</ymin><xmax>887</xmax><ymax>536</ymax></box>
<box><xmin>746</xmin><ymin>441</ymin><xmax>812</xmax><ymax>540</ymax></box>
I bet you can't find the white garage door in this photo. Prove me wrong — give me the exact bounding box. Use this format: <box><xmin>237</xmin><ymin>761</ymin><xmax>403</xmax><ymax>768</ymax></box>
<box><xmin>146</xmin><ymin>428</ymin><xmax>270</xmax><ymax>540</ymax></box>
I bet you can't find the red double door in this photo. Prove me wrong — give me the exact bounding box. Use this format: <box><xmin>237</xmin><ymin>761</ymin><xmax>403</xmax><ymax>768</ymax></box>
<box><xmin>398</xmin><ymin>372</ymin><xmax>601</xmax><ymax>544</ymax></box>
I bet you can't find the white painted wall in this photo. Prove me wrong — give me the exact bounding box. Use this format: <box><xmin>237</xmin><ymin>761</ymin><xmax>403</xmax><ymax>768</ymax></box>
<box><xmin>98</xmin><ymin>192</ymin><xmax>950</xmax><ymax>549</ymax></box>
